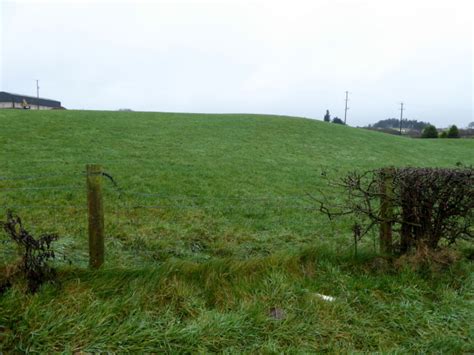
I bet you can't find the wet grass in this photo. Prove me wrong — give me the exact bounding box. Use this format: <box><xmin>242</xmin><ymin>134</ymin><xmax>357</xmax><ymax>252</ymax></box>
<box><xmin>0</xmin><ymin>109</ymin><xmax>473</xmax><ymax>351</ymax></box>
<box><xmin>1</xmin><ymin>248</ymin><xmax>473</xmax><ymax>352</ymax></box>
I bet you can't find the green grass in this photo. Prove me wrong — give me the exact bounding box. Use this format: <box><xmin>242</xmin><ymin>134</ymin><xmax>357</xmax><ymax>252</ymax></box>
<box><xmin>0</xmin><ymin>109</ymin><xmax>473</xmax><ymax>352</ymax></box>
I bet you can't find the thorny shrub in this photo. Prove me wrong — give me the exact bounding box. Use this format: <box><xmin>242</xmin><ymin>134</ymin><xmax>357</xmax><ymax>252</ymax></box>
<box><xmin>0</xmin><ymin>211</ymin><xmax>58</xmax><ymax>293</ymax></box>
<box><xmin>315</xmin><ymin>167</ymin><xmax>473</xmax><ymax>254</ymax></box>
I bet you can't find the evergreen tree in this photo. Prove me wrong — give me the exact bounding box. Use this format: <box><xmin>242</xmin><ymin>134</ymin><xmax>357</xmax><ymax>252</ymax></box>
<box><xmin>421</xmin><ymin>125</ymin><xmax>438</xmax><ymax>138</ymax></box>
<box><xmin>324</xmin><ymin>110</ymin><xmax>331</xmax><ymax>122</ymax></box>
<box><xmin>447</xmin><ymin>125</ymin><xmax>460</xmax><ymax>138</ymax></box>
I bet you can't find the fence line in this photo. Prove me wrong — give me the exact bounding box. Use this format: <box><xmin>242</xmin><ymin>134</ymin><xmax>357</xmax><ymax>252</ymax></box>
<box><xmin>0</xmin><ymin>164</ymin><xmax>337</xmax><ymax>269</ymax></box>
<box><xmin>0</xmin><ymin>185</ymin><xmax>82</xmax><ymax>191</ymax></box>
<box><xmin>0</xmin><ymin>188</ymin><xmax>317</xmax><ymax>201</ymax></box>
<box><xmin>118</xmin><ymin>192</ymin><xmax>312</xmax><ymax>201</ymax></box>
<box><xmin>0</xmin><ymin>205</ymin><xmax>86</xmax><ymax>209</ymax></box>
<box><xmin>0</xmin><ymin>203</ymin><xmax>318</xmax><ymax>211</ymax></box>
<box><xmin>124</xmin><ymin>204</ymin><xmax>318</xmax><ymax>210</ymax></box>
<box><xmin>0</xmin><ymin>172</ymin><xmax>83</xmax><ymax>181</ymax></box>
<box><xmin>0</xmin><ymin>177</ymin><xmax>318</xmax><ymax>202</ymax></box>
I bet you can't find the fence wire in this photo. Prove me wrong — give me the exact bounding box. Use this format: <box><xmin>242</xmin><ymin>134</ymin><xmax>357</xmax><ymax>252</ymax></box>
<box><xmin>0</xmin><ymin>172</ymin><xmax>83</xmax><ymax>181</ymax></box>
<box><xmin>0</xmin><ymin>205</ymin><xmax>86</xmax><ymax>209</ymax></box>
<box><xmin>119</xmin><ymin>191</ymin><xmax>312</xmax><ymax>201</ymax></box>
<box><xmin>0</xmin><ymin>167</ymin><xmax>325</xmax><ymax>214</ymax></box>
<box><xmin>0</xmin><ymin>185</ymin><xmax>82</xmax><ymax>192</ymax></box>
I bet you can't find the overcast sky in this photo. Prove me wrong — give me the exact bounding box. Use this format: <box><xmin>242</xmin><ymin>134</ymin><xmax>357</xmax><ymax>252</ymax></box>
<box><xmin>0</xmin><ymin>0</ymin><xmax>472</xmax><ymax>126</ymax></box>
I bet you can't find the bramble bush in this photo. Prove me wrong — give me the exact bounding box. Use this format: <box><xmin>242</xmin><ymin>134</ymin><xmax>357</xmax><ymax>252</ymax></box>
<box><xmin>315</xmin><ymin>167</ymin><xmax>473</xmax><ymax>254</ymax></box>
<box><xmin>0</xmin><ymin>211</ymin><xmax>58</xmax><ymax>293</ymax></box>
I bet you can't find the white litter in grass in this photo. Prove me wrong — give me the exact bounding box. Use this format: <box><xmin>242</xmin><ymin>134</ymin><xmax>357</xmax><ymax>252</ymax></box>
<box><xmin>314</xmin><ymin>293</ymin><xmax>336</xmax><ymax>302</ymax></box>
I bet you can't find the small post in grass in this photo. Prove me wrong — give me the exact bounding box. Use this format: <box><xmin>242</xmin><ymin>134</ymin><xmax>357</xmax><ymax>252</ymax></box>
<box><xmin>87</xmin><ymin>164</ymin><xmax>104</xmax><ymax>268</ymax></box>
<box><xmin>379</xmin><ymin>167</ymin><xmax>394</xmax><ymax>255</ymax></box>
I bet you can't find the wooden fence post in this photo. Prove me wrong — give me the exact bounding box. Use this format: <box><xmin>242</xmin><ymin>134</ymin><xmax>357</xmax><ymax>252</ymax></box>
<box><xmin>379</xmin><ymin>167</ymin><xmax>394</xmax><ymax>254</ymax></box>
<box><xmin>87</xmin><ymin>164</ymin><xmax>104</xmax><ymax>268</ymax></box>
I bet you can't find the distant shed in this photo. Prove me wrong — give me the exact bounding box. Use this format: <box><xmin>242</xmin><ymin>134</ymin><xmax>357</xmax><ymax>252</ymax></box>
<box><xmin>0</xmin><ymin>91</ymin><xmax>63</xmax><ymax>110</ymax></box>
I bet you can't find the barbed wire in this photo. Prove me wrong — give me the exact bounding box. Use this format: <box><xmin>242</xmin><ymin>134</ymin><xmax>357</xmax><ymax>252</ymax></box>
<box><xmin>113</xmin><ymin>190</ymin><xmax>313</xmax><ymax>200</ymax></box>
<box><xmin>0</xmin><ymin>203</ymin><xmax>318</xmax><ymax>211</ymax></box>
<box><xmin>0</xmin><ymin>172</ymin><xmax>82</xmax><ymax>182</ymax></box>
<box><xmin>0</xmin><ymin>170</ymin><xmax>120</xmax><ymax>182</ymax></box>
<box><xmin>0</xmin><ymin>190</ymin><xmax>317</xmax><ymax>206</ymax></box>
<box><xmin>0</xmin><ymin>168</ymin><xmax>327</xmax><ymax>213</ymax></box>
<box><xmin>123</xmin><ymin>204</ymin><xmax>318</xmax><ymax>211</ymax></box>
<box><xmin>0</xmin><ymin>159</ymin><xmax>158</xmax><ymax>166</ymax></box>
<box><xmin>0</xmin><ymin>179</ymin><xmax>317</xmax><ymax>201</ymax></box>
<box><xmin>0</xmin><ymin>185</ymin><xmax>82</xmax><ymax>192</ymax></box>
<box><xmin>0</xmin><ymin>159</ymin><xmax>225</xmax><ymax>169</ymax></box>
<box><xmin>0</xmin><ymin>205</ymin><xmax>86</xmax><ymax>209</ymax></box>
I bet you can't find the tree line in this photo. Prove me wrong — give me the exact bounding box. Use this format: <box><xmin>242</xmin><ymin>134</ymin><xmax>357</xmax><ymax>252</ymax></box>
<box><xmin>365</xmin><ymin>118</ymin><xmax>472</xmax><ymax>138</ymax></box>
<box><xmin>323</xmin><ymin>111</ymin><xmax>472</xmax><ymax>138</ymax></box>
<box><xmin>421</xmin><ymin>124</ymin><xmax>460</xmax><ymax>138</ymax></box>
<box><xmin>368</xmin><ymin>118</ymin><xmax>430</xmax><ymax>131</ymax></box>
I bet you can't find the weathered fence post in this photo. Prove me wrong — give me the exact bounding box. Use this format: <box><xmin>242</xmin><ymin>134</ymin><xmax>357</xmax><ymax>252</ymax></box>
<box><xmin>87</xmin><ymin>164</ymin><xmax>104</xmax><ymax>268</ymax></box>
<box><xmin>379</xmin><ymin>167</ymin><xmax>394</xmax><ymax>254</ymax></box>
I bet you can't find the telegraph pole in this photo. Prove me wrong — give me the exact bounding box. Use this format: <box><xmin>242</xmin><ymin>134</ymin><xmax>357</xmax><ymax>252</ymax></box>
<box><xmin>36</xmin><ymin>80</ymin><xmax>40</xmax><ymax>110</ymax></box>
<box><xmin>344</xmin><ymin>91</ymin><xmax>349</xmax><ymax>124</ymax></box>
<box><xmin>399</xmin><ymin>102</ymin><xmax>404</xmax><ymax>134</ymax></box>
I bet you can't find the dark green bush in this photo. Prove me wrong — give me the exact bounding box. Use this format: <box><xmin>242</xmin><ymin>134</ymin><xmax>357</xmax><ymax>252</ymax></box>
<box><xmin>421</xmin><ymin>125</ymin><xmax>438</xmax><ymax>138</ymax></box>
<box><xmin>323</xmin><ymin>110</ymin><xmax>331</xmax><ymax>122</ymax></box>
<box><xmin>447</xmin><ymin>125</ymin><xmax>460</xmax><ymax>138</ymax></box>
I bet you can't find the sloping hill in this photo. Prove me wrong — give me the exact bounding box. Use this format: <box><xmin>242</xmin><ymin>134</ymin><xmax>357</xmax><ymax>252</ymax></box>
<box><xmin>1</xmin><ymin>109</ymin><xmax>473</xmax><ymax>261</ymax></box>
<box><xmin>2</xmin><ymin>110</ymin><xmax>472</xmax><ymax>173</ymax></box>
<box><xmin>0</xmin><ymin>110</ymin><xmax>473</xmax><ymax>352</ymax></box>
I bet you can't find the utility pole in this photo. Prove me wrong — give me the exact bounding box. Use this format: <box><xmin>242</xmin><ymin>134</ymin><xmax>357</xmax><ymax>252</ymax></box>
<box><xmin>36</xmin><ymin>80</ymin><xmax>40</xmax><ymax>110</ymax></box>
<box><xmin>344</xmin><ymin>91</ymin><xmax>349</xmax><ymax>124</ymax></box>
<box><xmin>399</xmin><ymin>102</ymin><xmax>404</xmax><ymax>134</ymax></box>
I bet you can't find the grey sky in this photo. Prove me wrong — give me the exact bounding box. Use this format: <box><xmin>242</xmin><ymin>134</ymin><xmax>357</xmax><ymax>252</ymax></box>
<box><xmin>1</xmin><ymin>0</ymin><xmax>472</xmax><ymax>127</ymax></box>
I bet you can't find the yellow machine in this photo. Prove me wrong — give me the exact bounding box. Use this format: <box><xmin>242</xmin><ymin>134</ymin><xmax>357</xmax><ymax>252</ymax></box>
<box><xmin>21</xmin><ymin>99</ymin><xmax>31</xmax><ymax>109</ymax></box>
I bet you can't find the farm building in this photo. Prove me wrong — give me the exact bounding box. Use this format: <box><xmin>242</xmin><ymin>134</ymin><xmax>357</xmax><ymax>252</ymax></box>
<box><xmin>0</xmin><ymin>91</ymin><xmax>63</xmax><ymax>110</ymax></box>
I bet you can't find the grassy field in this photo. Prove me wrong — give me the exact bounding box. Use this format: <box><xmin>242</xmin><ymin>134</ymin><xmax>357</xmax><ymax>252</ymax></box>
<box><xmin>1</xmin><ymin>109</ymin><xmax>473</xmax><ymax>352</ymax></box>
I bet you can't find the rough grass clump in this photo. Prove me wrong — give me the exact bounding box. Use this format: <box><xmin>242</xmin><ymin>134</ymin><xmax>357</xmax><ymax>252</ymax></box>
<box><xmin>1</xmin><ymin>248</ymin><xmax>473</xmax><ymax>352</ymax></box>
<box><xmin>0</xmin><ymin>211</ymin><xmax>58</xmax><ymax>293</ymax></box>
<box><xmin>393</xmin><ymin>246</ymin><xmax>461</xmax><ymax>273</ymax></box>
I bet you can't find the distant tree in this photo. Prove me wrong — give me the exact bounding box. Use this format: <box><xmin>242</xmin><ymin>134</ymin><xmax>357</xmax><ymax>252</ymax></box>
<box><xmin>439</xmin><ymin>131</ymin><xmax>448</xmax><ymax>138</ymax></box>
<box><xmin>447</xmin><ymin>125</ymin><xmax>460</xmax><ymax>138</ymax></box>
<box><xmin>332</xmin><ymin>117</ymin><xmax>345</xmax><ymax>125</ymax></box>
<box><xmin>371</xmin><ymin>118</ymin><xmax>430</xmax><ymax>131</ymax></box>
<box><xmin>421</xmin><ymin>125</ymin><xmax>438</xmax><ymax>138</ymax></box>
<box><xmin>324</xmin><ymin>110</ymin><xmax>331</xmax><ymax>122</ymax></box>
<box><xmin>468</xmin><ymin>122</ymin><xmax>474</xmax><ymax>128</ymax></box>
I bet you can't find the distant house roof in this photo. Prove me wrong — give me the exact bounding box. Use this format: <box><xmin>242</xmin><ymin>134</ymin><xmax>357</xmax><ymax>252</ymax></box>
<box><xmin>0</xmin><ymin>91</ymin><xmax>62</xmax><ymax>108</ymax></box>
